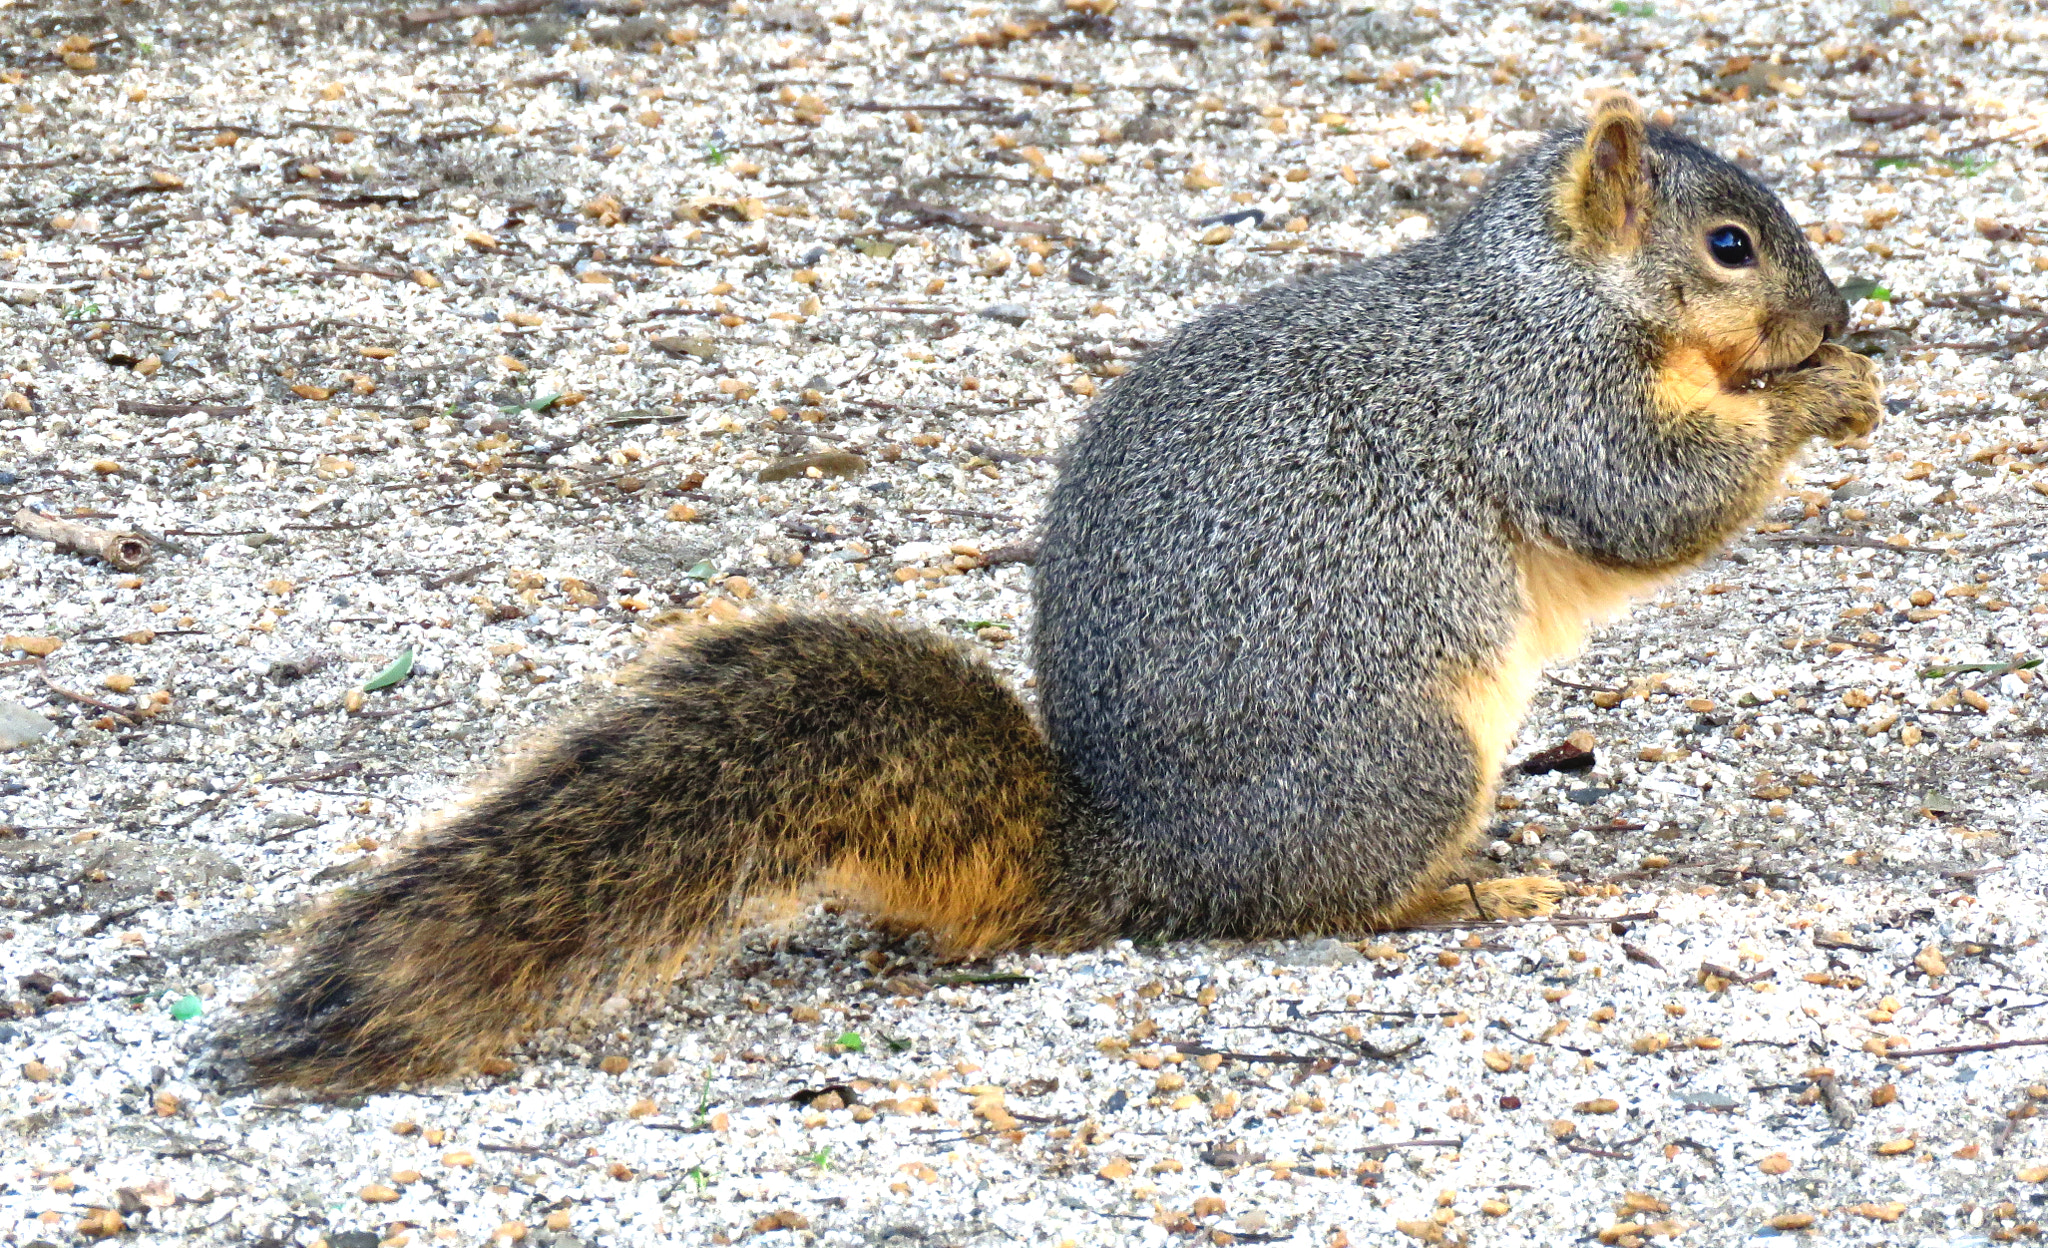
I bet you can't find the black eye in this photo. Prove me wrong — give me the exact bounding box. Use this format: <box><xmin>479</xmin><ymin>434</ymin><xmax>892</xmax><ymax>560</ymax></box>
<box><xmin>1707</xmin><ymin>225</ymin><xmax>1756</xmax><ymax>268</ymax></box>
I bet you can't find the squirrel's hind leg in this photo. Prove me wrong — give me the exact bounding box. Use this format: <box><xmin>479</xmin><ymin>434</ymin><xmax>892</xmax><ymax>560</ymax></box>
<box><xmin>1379</xmin><ymin>875</ymin><xmax>1567</xmax><ymax>926</ymax></box>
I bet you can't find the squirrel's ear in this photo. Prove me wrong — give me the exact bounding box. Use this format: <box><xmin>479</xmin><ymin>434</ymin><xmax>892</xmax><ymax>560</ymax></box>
<box><xmin>1563</xmin><ymin>95</ymin><xmax>1650</xmax><ymax>252</ymax></box>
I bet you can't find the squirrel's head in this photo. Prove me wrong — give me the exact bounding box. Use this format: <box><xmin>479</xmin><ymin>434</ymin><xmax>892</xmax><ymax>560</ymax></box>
<box><xmin>1552</xmin><ymin>95</ymin><xmax>1849</xmax><ymax>388</ymax></box>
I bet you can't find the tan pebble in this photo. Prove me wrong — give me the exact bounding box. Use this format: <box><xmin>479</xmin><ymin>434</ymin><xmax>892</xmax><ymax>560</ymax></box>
<box><xmin>343</xmin><ymin>688</ymin><xmax>365</xmax><ymax>714</ymax></box>
<box><xmin>2017</xmin><ymin>1165</ymin><xmax>2048</xmax><ymax>1183</ymax></box>
<box><xmin>22</xmin><ymin>1060</ymin><xmax>53</xmax><ymax>1082</ymax></box>
<box><xmin>1767</xmin><ymin>1213</ymin><xmax>1816</xmax><ymax>1230</ymax></box>
<box><xmin>494</xmin><ymin>1222</ymin><xmax>527</xmax><ymax>1241</ymax></box>
<box><xmin>1577</xmin><ymin>1098</ymin><xmax>1620</xmax><ymax>1114</ymax></box>
<box><xmin>1848</xmin><ymin>1202</ymin><xmax>1906</xmax><ymax>1222</ymax></box>
<box><xmin>597</xmin><ymin>1054</ymin><xmax>630</xmax><ymax>1075</ymax></box>
<box><xmin>725</xmin><ymin>576</ymin><xmax>754</xmax><ymax>600</ymax></box>
<box><xmin>1393</xmin><ymin>1219</ymin><xmax>1444</xmax><ymax>1243</ymax></box>
<box><xmin>627</xmin><ymin>1097</ymin><xmax>658</xmax><ymax>1119</ymax></box>
<box><xmin>1758</xmin><ymin>1153</ymin><xmax>1792</xmax><ymax>1175</ymax></box>
<box><xmin>1914</xmin><ymin>946</ymin><xmax>1947</xmax><ymax>978</ymax></box>
<box><xmin>1436</xmin><ymin>951</ymin><xmax>1461</xmax><ymax>968</ymax></box>
<box><xmin>1097</xmin><ymin>1157</ymin><xmax>1133</xmax><ymax>1179</ymax></box>
<box><xmin>360</xmin><ymin>1184</ymin><xmax>400</xmax><ymax>1203</ymax></box>
<box><xmin>1685</xmin><ymin>698</ymin><xmax>1715</xmax><ymax>713</ymax></box>
<box><xmin>92</xmin><ymin>459</ymin><xmax>121</xmax><ymax>474</ymax></box>
<box><xmin>1192</xmin><ymin>1196</ymin><xmax>1227</xmax><ymax>1217</ymax></box>
<box><xmin>1183</xmin><ymin>168</ymin><xmax>1222</xmax><ymax>191</ymax></box>
<box><xmin>1548</xmin><ymin>1119</ymin><xmax>1577</xmax><ymax>1139</ymax></box>
<box><xmin>6</xmin><ymin>635</ymin><xmax>62</xmax><ymax>657</ymax></box>
<box><xmin>391</xmin><ymin>1169</ymin><xmax>422</xmax><ymax>1185</ymax></box>
<box><xmin>2</xmin><ymin>392</ymin><xmax>30</xmax><ymax>412</ymax></box>
<box><xmin>811</xmin><ymin>1091</ymin><xmax>845</xmax><ymax>1111</ymax></box>
<box><xmin>103</xmin><ymin>673</ymin><xmax>137</xmax><ymax>694</ymax></box>
<box><xmin>545</xmin><ymin>1211</ymin><xmax>572</xmax><ymax>1231</ymax></box>
<box><xmin>77</xmin><ymin>1209</ymin><xmax>124</xmax><ymax>1238</ymax></box>
<box><xmin>1620</xmin><ymin>1192</ymin><xmax>1667</xmax><ymax>1214</ymax></box>
<box><xmin>1480</xmin><ymin>1198</ymin><xmax>1510</xmax><ymax>1216</ymax></box>
<box><xmin>442</xmin><ymin>1150</ymin><xmax>476</xmax><ymax>1167</ymax></box>
<box><xmin>1873</xmin><ymin>1137</ymin><xmax>1915</xmax><ymax>1155</ymax></box>
<box><xmin>134</xmin><ymin>354</ymin><xmax>161</xmax><ymax>376</ymax></box>
<box><xmin>153</xmin><ymin>1090</ymin><xmax>181</xmax><ymax>1116</ymax></box>
<box><xmin>1639</xmin><ymin>854</ymin><xmax>1670</xmax><ymax>869</ymax></box>
<box><xmin>1482</xmin><ymin>1049</ymin><xmax>1512</xmax><ymax>1072</ymax></box>
<box><xmin>290</xmin><ymin>383</ymin><xmax>332</xmax><ymax>400</ymax></box>
<box><xmin>1200</xmin><ymin>225</ymin><xmax>1234</xmax><ymax>245</ymax></box>
<box><xmin>1870</xmin><ymin>1083</ymin><xmax>1898</xmax><ymax>1107</ymax></box>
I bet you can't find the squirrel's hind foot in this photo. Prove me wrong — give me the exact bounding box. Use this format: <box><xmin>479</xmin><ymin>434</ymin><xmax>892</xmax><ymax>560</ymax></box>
<box><xmin>1388</xmin><ymin>876</ymin><xmax>1567</xmax><ymax>926</ymax></box>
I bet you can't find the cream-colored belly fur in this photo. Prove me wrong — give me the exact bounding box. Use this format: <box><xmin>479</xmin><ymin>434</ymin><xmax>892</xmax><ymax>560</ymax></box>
<box><xmin>1452</xmin><ymin>541</ymin><xmax>1672</xmax><ymax>778</ymax></box>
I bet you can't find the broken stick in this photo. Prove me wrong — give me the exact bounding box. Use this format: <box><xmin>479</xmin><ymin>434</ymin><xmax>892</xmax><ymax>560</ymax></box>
<box><xmin>9</xmin><ymin>508</ymin><xmax>152</xmax><ymax>572</ymax></box>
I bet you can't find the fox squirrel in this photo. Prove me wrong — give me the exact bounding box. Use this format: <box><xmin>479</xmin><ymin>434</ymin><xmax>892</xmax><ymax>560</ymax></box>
<box><xmin>243</xmin><ymin>97</ymin><xmax>1881</xmax><ymax>1089</ymax></box>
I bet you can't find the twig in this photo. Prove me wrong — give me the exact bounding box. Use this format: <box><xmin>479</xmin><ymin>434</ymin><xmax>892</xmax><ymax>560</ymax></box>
<box><xmin>39</xmin><ymin>662</ymin><xmax>135</xmax><ymax>720</ymax></box>
<box><xmin>400</xmin><ymin>0</ymin><xmax>552</xmax><ymax>26</ymax></box>
<box><xmin>81</xmin><ymin>903</ymin><xmax>147</xmax><ymax>938</ymax></box>
<box><xmin>914</xmin><ymin>1114</ymin><xmax>1082</xmax><ymax>1146</ymax></box>
<box><xmin>1814</xmin><ymin>1074</ymin><xmax>1858</xmax><ymax>1129</ymax></box>
<box><xmin>1543</xmin><ymin>672</ymin><xmax>1621</xmax><ymax>694</ymax></box>
<box><xmin>1884</xmin><ymin>1037</ymin><xmax>2048</xmax><ymax>1058</ymax></box>
<box><xmin>1399</xmin><ymin>910</ymin><xmax>1659</xmax><ymax>933</ymax></box>
<box><xmin>10</xmin><ymin>508</ymin><xmax>152</xmax><ymax>572</ymax></box>
<box><xmin>1566</xmin><ymin>1134</ymin><xmax>1645</xmax><ymax>1160</ymax></box>
<box><xmin>117</xmin><ymin>401</ymin><xmax>253</xmax><ymax>419</ymax></box>
<box><xmin>1993</xmin><ymin>1086</ymin><xmax>2038</xmax><ymax>1154</ymax></box>
<box><xmin>1487</xmin><ymin>1020</ymin><xmax>1597</xmax><ymax>1057</ymax></box>
<box><xmin>355</xmin><ymin>698</ymin><xmax>455</xmax><ymax>721</ymax></box>
<box><xmin>1358</xmin><ymin>1137</ymin><xmax>1462</xmax><ymax>1156</ymax></box>
<box><xmin>874</xmin><ymin>194</ymin><xmax>1064</xmax><ymax>238</ymax></box>
<box><xmin>424</xmin><ymin>563</ymin><xmax>489</xmax><ymax>590</ymax></box>
<box><xmin>1760</xmin><ymin>533</ymin><xmax>1947</xmax><ymax>555</ymax></box>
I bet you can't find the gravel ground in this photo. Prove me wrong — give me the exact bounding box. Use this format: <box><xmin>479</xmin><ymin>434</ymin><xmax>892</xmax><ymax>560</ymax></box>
<box><xmin>2</xmin><ymin>0</ymin><xmax>2046</xmax><ymax>1244</ymax></box>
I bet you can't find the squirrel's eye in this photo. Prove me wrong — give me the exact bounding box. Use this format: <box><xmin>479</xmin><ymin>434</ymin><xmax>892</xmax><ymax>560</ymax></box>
<box><xmin>1707</xmin><ymin>225</ymin><xmax>1756</xmax><ymax>268</ymax></box>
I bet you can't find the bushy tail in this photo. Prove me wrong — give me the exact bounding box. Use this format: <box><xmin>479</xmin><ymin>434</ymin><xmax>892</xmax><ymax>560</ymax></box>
<box><xmin>241</xmin><ymin>615</ymin><xmax>1066</xmax><ymax>1090</ymax></box>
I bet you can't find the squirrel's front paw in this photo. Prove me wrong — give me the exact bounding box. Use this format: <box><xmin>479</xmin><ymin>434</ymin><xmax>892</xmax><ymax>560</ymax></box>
<box><xmin>1775</xmin><ymin>343</ymin><xmax>1883</xmax><ymax>445</ymax></box>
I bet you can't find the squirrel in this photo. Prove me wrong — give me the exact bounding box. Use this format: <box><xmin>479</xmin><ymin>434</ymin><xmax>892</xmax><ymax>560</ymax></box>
<box><xmin>240</xmin><ymin>97</ymin><xmax>1880</xmax><ymax>1090</ymax></box>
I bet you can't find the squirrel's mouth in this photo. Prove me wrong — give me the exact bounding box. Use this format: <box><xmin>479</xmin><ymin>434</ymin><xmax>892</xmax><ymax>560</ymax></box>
<box><xmin>1733</xmin><ymin>346</ymin><xmax>1829</xmax><ymax>391</ymax></box>
<box><xmin>1727</xmin><ymin>322</ymin><xmax>1829</xmax><ymax>390</ymax></box>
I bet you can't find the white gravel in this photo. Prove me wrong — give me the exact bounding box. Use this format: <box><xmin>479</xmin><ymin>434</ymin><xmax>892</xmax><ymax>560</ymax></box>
<box><xmin>2</xmin><ymin>0</ymin><xmax>2046</xmax><ymax>1245</ymax></box>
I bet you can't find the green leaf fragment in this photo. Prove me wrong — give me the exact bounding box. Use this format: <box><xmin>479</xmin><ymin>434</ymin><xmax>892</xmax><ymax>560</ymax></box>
<box><xmin>170</xmin><ymin>994</ymin><xmax>203</xmax><ymax>1021</ymax></box>
<box><xmin>363</xmin><ymin>648</ymin><xmax>415</xmax><ymax>691</ymax></box>
<box><xmin>834</xmin><ymin>1030</ymin><xmax>865</xmax><ymax>1053</ymax></box>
